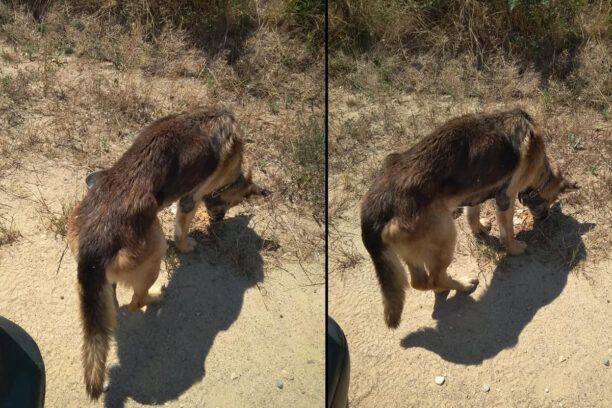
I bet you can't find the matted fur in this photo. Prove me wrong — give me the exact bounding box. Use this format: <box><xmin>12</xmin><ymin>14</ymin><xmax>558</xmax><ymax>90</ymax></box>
<box><xmin>67</xmin><ymin>107</ymin><xmax>269</xmax><ymax>399</ymax></box>
<box><xmin>361</xmin><ymin>109</ymin><xmax>579</xmax><ymax>328</ymax></box>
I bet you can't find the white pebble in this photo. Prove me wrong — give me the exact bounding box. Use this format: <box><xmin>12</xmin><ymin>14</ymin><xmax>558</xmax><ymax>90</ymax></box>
<box><xmin>102</xmin><ymin>381</ymin><xmax>110</xmax><ymax>393</ymax></box>
<box><xmin>276</xmin><ymin>379</ymin><xmax>284</xmax><ymax>389</ymax></box>
<box><xmin>603</xmin><ymin>357</ymin><xmax>610</xmax><ymax>366</ymax></box>
<box><xmin>230</xmin><ymin>372</ymin><xmax>239</xmax><ymax>380</ymax></box>
<box><xmin>482</xmin><ymin>384</ymin><xmax>490</xmax><ymax>392</ymax></box>
<box><xmin>545</xmin><ymin>388</ymin><xmax>549</xmax><ymax>393</ymax></box>
<box><xmin>559</xmin><ymin>356</ymin><xmax>567</xmax><ymax>363</ymax></box>
<box><xmin>435</xmin><ymin>376</ymin><xmax>445</xmax><ymax>385</ymax></box>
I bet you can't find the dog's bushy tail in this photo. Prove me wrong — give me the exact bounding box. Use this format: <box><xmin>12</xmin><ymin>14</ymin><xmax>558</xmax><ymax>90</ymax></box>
<box><xmin>77</xmin><ymin>248</ymin><xmax>116</xmax><ymax>400</ymax></box>
<box><xmin>361</xmin><ymin>212</ymin><xmax>408</xmax><ymax>329</ymax></box>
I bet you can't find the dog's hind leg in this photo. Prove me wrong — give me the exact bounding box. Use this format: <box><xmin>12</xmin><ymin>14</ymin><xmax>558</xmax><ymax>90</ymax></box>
<box><xmin>405</xmin><ymin>261</ymin><xmax>428</xmax><ymax>291</ymax></box>
<box><xmin>466</xmin><ymin>205</ymin><xmax>491</xmax><ymax>235</ymax></box>
<box><xmin>425</xmin><ymin>218</ymin><xmax>478</xmax><ymax>293</ymax></box>
<box><xmin>174</xmin><ymin>194</ymin><xmax>200</xmax><ymax>253</ymax></box>
<box><xmin>128</xmin><ymin>258</ymin><xmax>164</xmax><ymax>311</ymax></box>
<box><xmin>427</xmin><ymin>251</ymin><xmax>478</xmax><ymax>293</ymax></box>
<box><xmin>128</xmin><ymin>218</ymin><xmax>167</xmax><ymax>311</ymax></box>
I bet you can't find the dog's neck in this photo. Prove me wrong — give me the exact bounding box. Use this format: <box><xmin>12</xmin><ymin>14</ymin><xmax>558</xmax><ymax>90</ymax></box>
<box><xmin>532</xmin><ymin>160</ymin><xmax>552</xmax><ymax>192</ymax></box>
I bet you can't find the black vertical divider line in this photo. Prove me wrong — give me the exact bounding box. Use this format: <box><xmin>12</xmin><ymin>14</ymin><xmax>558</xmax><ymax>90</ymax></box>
<box><xmin>324</xmin><ymin>0</ymin><xmax>329</xmax><ymax>404</ymax></box>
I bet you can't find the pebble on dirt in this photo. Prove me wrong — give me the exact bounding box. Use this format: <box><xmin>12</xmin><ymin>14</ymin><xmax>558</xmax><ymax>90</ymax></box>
<box><xmin>102</xmin><ymin>381</ymin><xmax>110</xmax><ymax>393</ymax></box>
<box><xmin>482</xmin><ymin>384</ymin><xmax>490</xmax><ymax>392</ymax></box>
<box><xmin>603</xmin><ymin>357</ymin><xmax>610</xmax><ymax>366</ymax></box>
<box><xmin>435</xmin><ymin>376</ymin><xmax>445</xmax><ymax>385</ymax></box>
<box><xmin>231</xmin><ymin>372</ymin><xmax>239</xmax><ymax>380</ymax></box>
<box><xmin>276</xmin><ymin>379</ymin><xmax>284</xmax><ymax>390</ymax></box>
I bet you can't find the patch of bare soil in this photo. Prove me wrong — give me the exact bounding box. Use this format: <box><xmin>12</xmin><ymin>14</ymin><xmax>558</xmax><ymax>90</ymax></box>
<box><xmin>329</xmin><ymin>91</ymin><xmax>612</xmax><ymax>407</ymax></box>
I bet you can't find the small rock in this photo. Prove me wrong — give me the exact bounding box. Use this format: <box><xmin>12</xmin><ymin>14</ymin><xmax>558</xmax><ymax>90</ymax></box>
<box><xmin>282</xmin><ymin>369</ymin><xmax>294</xmax><ymax>381</ymax></box>
<box><xmin>545</xmin><ymin>388</ymin><xmax>549</xmax><ymax>393</ymax></box>
<box><xmin>603</xmin><ymin>357</ymin><xmax>610</xmax><ymax>366</ymax></box>
<box><xmin>230</xmin><ymin>372</ymin><xmax>239</xmax><ymax>380</ymax></box>
<box><xmin>559</xmin><ymin>356</ymin><xmax>567</xmax><ymax>363</ymax></box>
<box><xmin>435</xmin><ymin>376</ymin><xmax>445</xmax><ymax>385</ymax></box>
<box><xmin>195</xmin><ymin>311</ymin><xmax>201</xmax><ymax>317</ymax></box>
<box><xmin>102</xmin><ymin>381</ymin><xmax>110</xmax><ymax>393</ymax></box>
<box><xmin>482</xmin><ymin>384</ymin><xmax>490</xmax><ymax>392</ymax></box>
<box><xmin>276</xmin><ymin>379</ymin><xmax>284</xmax><ymax>390</ymax></box>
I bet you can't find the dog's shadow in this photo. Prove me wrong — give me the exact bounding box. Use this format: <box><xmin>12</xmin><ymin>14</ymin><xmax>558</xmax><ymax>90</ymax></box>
<box><xmin>400</xmin><ymin>204</ymin><xmax>594</xmax><ymax>365</ymax></box>
<box><xmin>104</xmin><ymin>214</ymin><xmax>270</xmax><ymax>407</ymax></box>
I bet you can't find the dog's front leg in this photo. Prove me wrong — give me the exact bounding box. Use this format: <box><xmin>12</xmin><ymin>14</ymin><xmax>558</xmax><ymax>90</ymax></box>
<box><xmin>174</xmin><ymin>194</ymin><xmax>200</xmax><ymax>253</ymax></box>
<box><xmin>466</xmin><ymin>204</ymin><xmax>492</xmax><ymax>235</ymax></box>
<box><xmin>496</xmin><ymin>194</ymin><xmax>526</xmax><ymax>255</ymax></box>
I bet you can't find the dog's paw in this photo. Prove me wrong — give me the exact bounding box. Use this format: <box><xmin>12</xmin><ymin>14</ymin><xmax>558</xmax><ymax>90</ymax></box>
<box><xmin>479</xmin><ymin>218</ymin><xmax>492</xmax><ymax>233</ymax></box>
<box><xmin>458</xmin><ymin>276</ymin><xmax>479</xmax><ymax>293</ymax></box>
<box><xmin>145</xmin><ymin>291</ymin><xmax>164</xmax><ymax>306</ymax></box>
<box><xmin>175</xmin><ymin>237</ymin><xmax>196</xmax><ymax>253</ymax></box>
<box><xmin>506</xmin><ymin>240</ymin><xmax>527</xmax><ymax>256</ymax></box>
<box><xmin>470</xmin><ymin>218</ymin><xmax>492</xmax><ymax>235</ymax></box>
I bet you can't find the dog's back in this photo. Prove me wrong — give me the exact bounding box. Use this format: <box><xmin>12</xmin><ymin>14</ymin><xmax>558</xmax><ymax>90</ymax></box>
<box><xmin>362</xmin><ymin>109</ymin><xmax>537</xmax><ymax>233</ymax></box>
<box><xmin>75</xmin><ymin>107</ymin><xmax>241</xmax><ymax>250</ymax></box>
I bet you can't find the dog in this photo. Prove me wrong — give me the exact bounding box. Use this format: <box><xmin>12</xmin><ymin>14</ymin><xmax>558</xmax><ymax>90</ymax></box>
<box><xmin>67</xmin><ymin>107</ymin><xmax>270</xmax><ymax>399</ymax></box>
<box><xmin>360</xmin><ymin>109</ymin><xmax>579</xmax><ymax>329</ymax></box>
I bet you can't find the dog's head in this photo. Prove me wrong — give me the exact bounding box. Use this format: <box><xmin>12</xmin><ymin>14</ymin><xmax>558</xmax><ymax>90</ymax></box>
<box><xmin>519</xmin><ymin>167</ymin><xmax>579</xmax><ymax>220</ymax></box>
<box><xmin>203</xmin><ymin>168</ymin><xmax>271</xmax><ymax>222</ymax></box>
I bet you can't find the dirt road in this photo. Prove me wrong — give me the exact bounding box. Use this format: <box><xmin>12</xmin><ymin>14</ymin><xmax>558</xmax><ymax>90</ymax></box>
<box><xmin>0</xmin><ymin>161</ymin><xmax>324</xmax><ymax>407</ymax></box>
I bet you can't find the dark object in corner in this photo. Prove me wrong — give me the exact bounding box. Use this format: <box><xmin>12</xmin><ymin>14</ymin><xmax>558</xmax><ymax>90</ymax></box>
<box><xmin>327</xmin><ymin>316</ymin><xmax>350</xmax><ymax>408</ymax></box>
<box><xmin>0</xmin><ymin>316</ymin><xmax>46</xmax><ymax>408</ymax></box>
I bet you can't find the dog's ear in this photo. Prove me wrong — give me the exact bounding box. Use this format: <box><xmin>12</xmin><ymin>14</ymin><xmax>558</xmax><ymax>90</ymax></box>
<box><xmin>248</xmin><ymin>182</ymin><xmax>272</xmax><ymax>198</ymax></box>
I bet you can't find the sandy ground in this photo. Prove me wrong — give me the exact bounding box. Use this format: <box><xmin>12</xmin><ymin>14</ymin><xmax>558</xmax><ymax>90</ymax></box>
<box><xmin>330</xmin><ymin>209</ymin><xmax>611</xmax><ymax>407</ymax></box>
<box><xmin>0</xmin><ymin>160</ymin><xmax>324</xmax><ymax>407</ymax></box>
<box><xmin>329</xmin><ymin>93</ymin><xmax>612</xmax><ymax>407</ymax></box>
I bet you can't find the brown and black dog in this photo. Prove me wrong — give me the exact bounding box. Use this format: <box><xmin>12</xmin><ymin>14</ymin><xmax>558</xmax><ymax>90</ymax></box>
<box><xmin>361</xmin><ymin>109</ymin><xmax>579</xmax><ymax>329</ymax></box>
<box><xmin>67</xmin><ymin>107</ymin><xmax>270</xmax><ymax>399</ymax></box>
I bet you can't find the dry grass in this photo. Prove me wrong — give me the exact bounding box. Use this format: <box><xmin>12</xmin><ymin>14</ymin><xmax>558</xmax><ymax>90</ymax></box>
<box><xmin>34</xmin><ymin>191</ymin><xmax>76</xmax><ymax>238</ymax></box>
<box><xmin>0</xmin><ymin>217</ymin><xmax>22</xmax><ymax>246</ymax></box>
